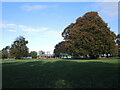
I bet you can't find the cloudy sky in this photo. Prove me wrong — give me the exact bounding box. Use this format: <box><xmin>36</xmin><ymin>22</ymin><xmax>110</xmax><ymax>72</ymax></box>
<box><xmin>1</xmin><ymin>1</ymin><xmax>118</xmax><ymax>54</ymax></box>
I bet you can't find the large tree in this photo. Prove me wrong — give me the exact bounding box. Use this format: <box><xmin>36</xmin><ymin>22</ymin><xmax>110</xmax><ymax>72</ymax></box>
<box><xmin>62</xmin><ymin>12</ymin><xmax>117</xmax><ymax>58</ymax></box>
<box><xmin>9</xmin><ymin>36</ymin><xmax>29</xmax><ymax>59</ymax></box>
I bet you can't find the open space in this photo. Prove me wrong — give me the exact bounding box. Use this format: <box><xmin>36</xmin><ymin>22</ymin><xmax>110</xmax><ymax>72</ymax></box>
<box><xmin>2</xmin><ymin>58</ymin><xmax>119</xmax><ymax>88</ymax></box>
<box><xmin>1</xmin><ymin>2</ymin><xmax>120</xmax><ymax>89</ymax></box>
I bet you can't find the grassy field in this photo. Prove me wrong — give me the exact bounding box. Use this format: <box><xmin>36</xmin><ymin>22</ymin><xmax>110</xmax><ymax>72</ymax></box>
<box><xmin>2</xmin><ymin>58</ymin><xmax>120</xmax><ymax>88</ymax></box>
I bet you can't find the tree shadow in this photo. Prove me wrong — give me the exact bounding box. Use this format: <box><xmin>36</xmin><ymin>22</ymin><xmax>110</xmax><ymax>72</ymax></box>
<box><xmin>2</xmin><ymin>60</ymin><xmax>119</xmax><ymax>88</ymax></box>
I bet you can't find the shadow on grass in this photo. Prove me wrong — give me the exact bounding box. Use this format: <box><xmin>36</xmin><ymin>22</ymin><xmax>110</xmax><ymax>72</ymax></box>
<box><xmin>2</xmin><ymin>60</ymin><xmax>119</xmax><ymax>88</ymax></box>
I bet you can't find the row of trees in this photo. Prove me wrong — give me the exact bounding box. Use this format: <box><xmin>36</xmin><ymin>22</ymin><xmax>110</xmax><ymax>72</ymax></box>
<box><xmin>54</xmin><ymin>12</ymin><xmax>119</xmax><ymax>58</ymax></box>
<box><xmin>1</xmin><ymin>12</ymin><xmax>119</xmax><ymax>59</ymax></box>
<box><xmin>1</xmin><ymin>36</ymin><xmax>38</xmax><ymax>59</ymax></box>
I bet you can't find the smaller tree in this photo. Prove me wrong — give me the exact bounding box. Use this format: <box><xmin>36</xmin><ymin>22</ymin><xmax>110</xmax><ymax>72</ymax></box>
<box><xmin>9</xmin><ymin>36</ymin><xmax>29</xmax><ymax>59</ymax></box>
<box><xmin>39</xmin><ymin>50</ymin><xmax>45</xmax><ymax>55</ymax></box>
<box><xmin>54</xmin><ymin>41</ymin><xmax>68</xmax><ymax>57</ymax></box>
<box><xmin>2</xmin><ymin>46</ymin><xmax>10</xmax><ymax>59</ymax></box>
<box><xmin>29</xmin><ymin>51</ymin><xmax>37</xmax><ymax>58</ymax></box>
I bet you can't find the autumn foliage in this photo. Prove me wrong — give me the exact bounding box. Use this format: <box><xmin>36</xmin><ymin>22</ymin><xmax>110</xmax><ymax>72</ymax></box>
<box><xmin>54</xmin><ymin>12</ymin><xmax>118</xmax><ymax>58</ymax></box>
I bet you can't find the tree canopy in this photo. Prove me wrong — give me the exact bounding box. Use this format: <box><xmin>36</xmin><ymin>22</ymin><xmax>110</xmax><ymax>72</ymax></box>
<box><xmin>9</xmin><ymin>36</ymin><xmax>29</xmax><ymax>59</ymax></box>
<box><xmin>54</xmin><ymin>11</ymin><xmax>118</xmax><ymax>58</ymax></box>
<box><xmin>2</xmin><ymin>46</ymin><xmax>10</xmax><ymax>59</ymax></box>
<box><xmin>29</xmin><ymin>51</ymin><xmax>37</xmax><ymax>58</ymax></box>
<box><xmin>54</xmin><ymin>41</ymin><xmax>68</xmax><ymax>57</ymax></box>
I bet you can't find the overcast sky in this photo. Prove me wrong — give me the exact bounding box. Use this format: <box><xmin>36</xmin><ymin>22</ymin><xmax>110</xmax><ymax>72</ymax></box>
<box><xmin>1</xmin><ymin>1</ymin><xmax>118</xmax><ymax>54</ymax></box>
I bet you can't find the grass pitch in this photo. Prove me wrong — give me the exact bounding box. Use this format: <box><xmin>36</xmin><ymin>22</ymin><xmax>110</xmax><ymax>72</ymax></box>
<box><xmin>2</xmin><ymin>58</ymin><xmax>119</xmax><ymax>88</ymax></box>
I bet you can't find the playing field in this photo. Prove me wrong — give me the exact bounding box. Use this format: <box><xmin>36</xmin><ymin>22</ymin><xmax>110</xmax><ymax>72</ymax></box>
<box><xmin>2</xmin><ymin>58</ymin><xmax>119</xmax><ymax>88</ymax></box>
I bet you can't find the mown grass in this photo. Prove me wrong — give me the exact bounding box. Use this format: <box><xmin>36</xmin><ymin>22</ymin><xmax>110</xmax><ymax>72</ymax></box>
<box><xmin>2</xmin><ymin>58</ymin><xmax>120</xmax><ymax>88</ymax></box>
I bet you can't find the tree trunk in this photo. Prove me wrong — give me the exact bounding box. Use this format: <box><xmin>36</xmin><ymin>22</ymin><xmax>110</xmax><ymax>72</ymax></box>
<box><xmin>89</xmin><ymin>54</ymin><xmax>98</xmax><ymax>59</ymax></box>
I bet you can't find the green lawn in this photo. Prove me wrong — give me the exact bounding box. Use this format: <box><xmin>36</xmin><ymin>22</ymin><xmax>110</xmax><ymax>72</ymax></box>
<box><xmin>2</xmin><ymin>58</ymin><xmax>120</xmax><ymax>88</ymax></box>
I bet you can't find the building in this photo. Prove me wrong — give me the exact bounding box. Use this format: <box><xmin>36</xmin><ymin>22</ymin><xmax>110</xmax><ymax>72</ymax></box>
<box><xmin>38</xmin><ymin>54</ymin><xmax>55</xmax><ymax>59</ymax></box>
<box><xmin>59</xmin><ymin>53</ymin><xmax>71</xmax><ymax>59</ymax></box>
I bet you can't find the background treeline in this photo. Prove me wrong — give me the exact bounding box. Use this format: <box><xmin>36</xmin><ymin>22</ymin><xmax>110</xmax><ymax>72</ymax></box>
<box><xmin>1</xmin><ymin>12</ymin><xmax>120</xmax><ymax>59</ymax></box>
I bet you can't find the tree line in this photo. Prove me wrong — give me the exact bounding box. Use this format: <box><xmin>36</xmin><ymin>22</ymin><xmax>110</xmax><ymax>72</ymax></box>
<box><xmin>54</xmin><ymin>12</ymin><xmax>120</xmax><ymax>59</ymax></box>
<box><xmin>1</xmin><ymin>11</ymin><xmax>120</xmax><ymax>59</ymax></box>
